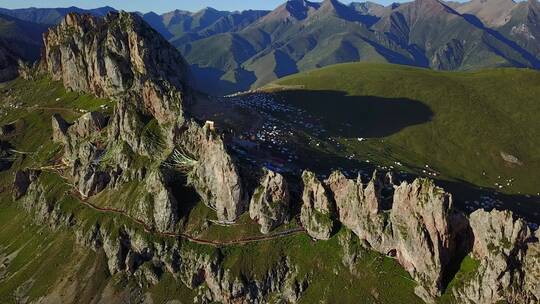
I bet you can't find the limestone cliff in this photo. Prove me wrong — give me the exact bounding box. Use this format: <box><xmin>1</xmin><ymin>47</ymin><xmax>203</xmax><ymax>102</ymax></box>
<box><xmin>453</xmin><ymin>210</ymin><xmax>540</xmax><ymax>304</ymax></box>
<box><xmin>42</xmin><ymin>12</ymin><xmax>190</xmax><ymax>123</ymax></box>
<box><xmin>324</xmin><ymin>171</ymin><xmax>468</xmax><ymax>301</ymax></box>
<box><xmin>249</xmin><ymin>169</ymin><xmax>291</xmax><ymax>234</ymax></box>
<box><xmin>300</xmin><ymin>171</ymin><xmax>336</xmax><ymax>240</ymax></box>
<box><xmin>42</xmin><ymin>12</ymin><xmax>247</xmax><ymax>224</ymax></box>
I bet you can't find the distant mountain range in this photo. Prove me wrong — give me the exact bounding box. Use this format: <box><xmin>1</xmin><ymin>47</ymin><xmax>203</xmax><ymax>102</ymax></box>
<box><xmin>1</xmin><ymin>0</ymin><xmax>540</xmax><ymax>95</ymax></box>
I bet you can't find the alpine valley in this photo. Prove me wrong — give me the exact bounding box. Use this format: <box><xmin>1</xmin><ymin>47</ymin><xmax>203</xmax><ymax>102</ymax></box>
<box><xmin>0</xmin><ymin>1</ymin><xmax>539</xmax><ymax>304</ymax></box>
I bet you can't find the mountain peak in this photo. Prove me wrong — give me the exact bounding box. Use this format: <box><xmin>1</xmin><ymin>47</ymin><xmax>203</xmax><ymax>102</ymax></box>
<box><xmin>457</xmin><ymin>0</ymin><xmax>517</xmax><ymax>26</ymax></box>
<box><xmin>350</xmin><ymin>1</ymin><xmax>385</xmax><ymax>15</ymax></box>
<box><xmin>42</xmin><ymin>11</ymin><xmax>191</xmax><ymax>121</ymax></box>
<box><xmin>280</xmin><ymin>0</ymin><xmax>320</xmax><ymax>20</ymax></box>
<box><xmin>404</xmin><ymin>0</ymin><xmax>452</xmax><ymax>16</ymax></box>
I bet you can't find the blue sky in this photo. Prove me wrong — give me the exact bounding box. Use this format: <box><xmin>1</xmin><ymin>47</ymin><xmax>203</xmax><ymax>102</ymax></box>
<box><xmin>0</xmin><ymin>0</ymin><xmax>410</xmax><ymax>14</ymax></box>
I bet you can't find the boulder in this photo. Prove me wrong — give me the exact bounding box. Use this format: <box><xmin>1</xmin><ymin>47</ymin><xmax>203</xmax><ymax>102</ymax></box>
<box><xmin>249</xmin><ymin>169</ymin><xmax>290</xmax><ymax>234</ymax></box>
<box><xmin>300</xmin><ymin>171</ymin><xmax>335</xmax><ymax>240</ymax></box>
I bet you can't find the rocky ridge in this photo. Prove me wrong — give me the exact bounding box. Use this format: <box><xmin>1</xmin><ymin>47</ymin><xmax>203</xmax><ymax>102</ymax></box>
<box><xmin>249</xmin><ymin>168</ymin><xmax>291</xmax><ymax>234</ymax></box>
<box><xmin>300</xmin><ymin>170</ymin><xmax>539</xmax><ymax>303</ymax></box>
<box><xmin>8</xmin><ymin>11</ymin><xmax>540</xmax><ymax>304</ymax></box>
<box><xmin>41</xmin><ymin>11</ymin><xmax>247</xmax><ymax>225</ymax></box>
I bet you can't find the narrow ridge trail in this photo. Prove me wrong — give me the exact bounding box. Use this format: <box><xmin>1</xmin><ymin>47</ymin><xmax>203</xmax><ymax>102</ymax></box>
<box><xmin>73</xmin><ymin>190</ymin><xmax>306</xmax><ymax>248</ymax></box>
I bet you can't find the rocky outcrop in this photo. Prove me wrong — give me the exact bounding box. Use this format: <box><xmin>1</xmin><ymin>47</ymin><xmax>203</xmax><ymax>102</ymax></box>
<box><xmin>67</xmin><ymin>111</ymin><xmax>107</xmax><ymax>139</ymax></box>
<box><xmin>51</xmin><ymin>113</ymin><xmax>69</xmax><ymax>142</ymax></box>
<box><xmin>432</xmin><ymin>39</ymin><xmax>465</xmax><ymax>70</ymax></box>
<box><xmin>523</xmin><ymin>230</ymin><xmax>540</xmax><ymax>303</ymax></box>
<box><xmin>43</xmin><ymin>12</ymin><xmax>248</xmax><ymax>225</ymax></box>
<box><xmin>179</xmin><ymin>122</ymin><xmax>247</xmax><ymax>223</ymax></box>
<box><xmin>12</xmin><ymin>169</ymin><xmax>40</xmax><ymax>200</ymax></box>
<box><xmin>52</xmin><ymin>112</ymin><xmax>110</xmax><ymax>197</ymax></box>
<box><xmin>326</xmin><ymin>170</ymin><xmax>394</xmax><ymax>249</ymax></box>
<box><xmin>108</xmin><ymin>99</ymin><xmax>152</xmax><ymax>156</ymax></box>
<box><xmin>300</xmin><ymin>171</ymin><xmax>335</xmax><ymax>240</ymax></box>
<box><xmin>390</xmin><ymin>178</ymin><xmax>466</xmax><ymax>301</ymax></box>
<box><xmin>41</xmin><ymin>12</ymin><xmax>190</xmax><ymax>123</ymax></box>
<box><xmin>145</xmin><ymin>169</ymin><xmax>179</xmax><ymax>232</ymax></box>
<box><xmin>322</xmin><ymin>171</ymin><xmax>468</xmax><ymax>301</ymax></box>
<box><xmin>249</xmin><ymin>169</ymin><xmax>290</xmax><ymax>234</ymax></box>
<box><xmin>453</xmin><ymin>210</ymin><xmax>538</xmax><ymax>304</ymax></box>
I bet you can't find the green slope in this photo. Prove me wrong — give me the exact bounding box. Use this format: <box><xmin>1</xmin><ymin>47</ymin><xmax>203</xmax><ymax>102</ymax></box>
<box><xmin>270</xmin><ymin>63</ymin><xmax>540</xmax><ymax>206</ymax></box>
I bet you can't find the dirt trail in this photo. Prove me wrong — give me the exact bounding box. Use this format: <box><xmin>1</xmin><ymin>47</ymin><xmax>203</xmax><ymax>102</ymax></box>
<box><xmin>73</xmin><ymin>191</ymin><xmax>305</xmax><ymax>248</ymax></box>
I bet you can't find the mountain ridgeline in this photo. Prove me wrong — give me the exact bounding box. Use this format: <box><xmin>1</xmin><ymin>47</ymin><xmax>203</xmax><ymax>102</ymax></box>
<box><xmin>1</xmin><ymin>0</ymin><xmax>540</xmax><ymax>95</ymax></box>
<box><xmin>148</xmin><ymin>0</ymin><xmax>540</xmax><ymax>95</ymax></box>
<box><xmin>0</xmin><ymin>10</ymin><xmax>539</xmax><ymax>304</ymax></box>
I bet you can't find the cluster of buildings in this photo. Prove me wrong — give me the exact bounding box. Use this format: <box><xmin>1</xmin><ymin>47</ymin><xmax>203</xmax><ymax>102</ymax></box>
<box><xmin>220</xmin><ymin>92</ymin><xmax>328</xmax><ymax>173</ymax></box>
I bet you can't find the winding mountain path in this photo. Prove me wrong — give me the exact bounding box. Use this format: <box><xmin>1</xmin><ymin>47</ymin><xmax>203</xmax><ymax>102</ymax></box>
<box><xmin>73</xmin><ymin>190</ymin><xmax>306</xmax><ymax>248</ymax></box>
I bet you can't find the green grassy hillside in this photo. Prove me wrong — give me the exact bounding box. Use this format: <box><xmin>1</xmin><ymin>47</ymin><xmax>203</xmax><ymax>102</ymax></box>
<box><xmin>270</xmin><ymin>63</ymin><xmax>540</xmax><ymax>212</ymax></box>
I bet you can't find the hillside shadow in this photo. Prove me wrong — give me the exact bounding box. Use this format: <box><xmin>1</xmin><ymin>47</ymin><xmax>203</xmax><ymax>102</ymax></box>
<box><xmin>276</xmin><ymin>89</ymin><xmax>434</xmax><ymax>138</ymax></box>
<box><xmin>190</xmin><ymin>65</ymin><xmax>256</xmax><ymax>96</ymax></box>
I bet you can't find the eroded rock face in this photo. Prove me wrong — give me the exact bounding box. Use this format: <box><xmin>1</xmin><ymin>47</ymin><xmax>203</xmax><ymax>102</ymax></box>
<box><xmin>67</xmin><ymin>112</ymin><xmax>107</xmax><ymax>139</ymax></box>
<box><xmin>453</xmin><ymin>210</ymin><xmax>535</xmax><ymax>304</ymax></box>
<box><xmin>524</xmin><ymin>231</ymin><xmax>540</xmax><ymax>303</ymax></box>
<box><xmin>42</xmin><ymin>12</ymin><xmax>190</xmax><ymax>123</ymax></box>
<box><xmin>108</xmin><ymin>99</ymin><xmax>154</xmax><ymax>156</ymax></box>
<box><xmin>249</xmin><ymin>169</ymin><xmax>290</xmax><ymax>234</ymax></box>
<box><xmin>12</xmin><ymin>169</ymin><xmax>40</xmax><ymax>200</ymax></box>
<box><xmin>180</xmin><ymin>122</ymin><xmax>247</xmax><ymax>223</ymax></box>
<box><xmin>52</xmin><ymin>112</ymin><xmax>110</xmax><ymax>197</ymax></box>
<box><xmin>390</xmin><ymin>179</ymin><xmax>465</xmax><ymax>300</ymax></box>
<box><xmin>51</xmin><ymin>113</ymin><xmax>69</xmax><ymax>143</ymax></box>
<box><xmin>326</xmin><ymin>170</ymin><xmax>393</xmax><ymax>250</ymax></box>
<box><xmin>43</xmin><ymin>12</ymin><xmax>247</xmax><ymax>226</ymax></box>
<box><xmin>145</xmin><ymin>169</ymin><xmax>179</xmax><ymax>232</ymax></box>
<box><xmin>323</xmin><ymin>171</ymin><xmax>467</xmax><ymax>301</ymax></box>
<box><xmin>300</xmin><ymin>171</ymin><xmax>335</xmax><ymax>240</ymax></box>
